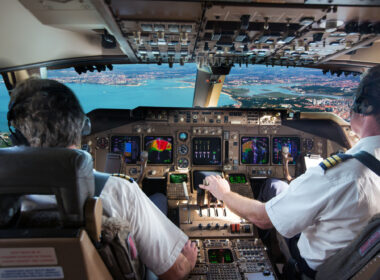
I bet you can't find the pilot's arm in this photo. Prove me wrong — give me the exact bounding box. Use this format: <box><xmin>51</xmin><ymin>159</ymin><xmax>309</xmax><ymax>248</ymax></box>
<box><xmin>199</xmin><ymin>175</ymin><xmax>273</xmax><ymax>229</ymax></box>
<box><xmin>100</xmin><ymin>176</ymin><xmax>197</xmax><ymax>279</ymax></box>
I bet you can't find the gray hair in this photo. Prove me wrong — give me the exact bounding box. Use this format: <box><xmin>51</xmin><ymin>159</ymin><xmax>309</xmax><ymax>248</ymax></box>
<box><xmin>9</xmin><ymin>78</ymin><xmax>85</xmax><ymax>147</ymax></box>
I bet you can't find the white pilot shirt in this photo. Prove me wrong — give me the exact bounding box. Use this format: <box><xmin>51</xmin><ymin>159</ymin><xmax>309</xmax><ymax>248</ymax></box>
<box><xmin>265</xmin><ymin>135</ymin><xmax>380</xmax><ymax>270</ymax></box>
<box><xmin>100</xmin><ymin>177</ymin><xmax>188</xmax><ymax>276</ymax></box>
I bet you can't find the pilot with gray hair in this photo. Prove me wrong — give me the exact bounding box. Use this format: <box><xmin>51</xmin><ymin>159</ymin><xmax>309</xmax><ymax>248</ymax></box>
<box><xmin>6</xmin><ymin>78</ymin><xmax>197</xmax><ymax>280</ymax></box>
<box><xmin>200</xmin><ymin>65</ymin><xmax>380</xmax><ymax>278</ymax></box>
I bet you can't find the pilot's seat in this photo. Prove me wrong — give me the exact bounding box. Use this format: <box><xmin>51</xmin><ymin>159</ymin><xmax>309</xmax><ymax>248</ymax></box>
<box><xmin>0</xmin><ymin>147</ymin><xmax>112</xmax><ymax>280</ymax></box>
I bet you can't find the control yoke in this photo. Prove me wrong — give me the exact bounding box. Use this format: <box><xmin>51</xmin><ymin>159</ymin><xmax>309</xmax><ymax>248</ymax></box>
<box><xmin>282</xmin><ymin>146</ymin><xmax>293</xmax><ymax>182</ymax></box>
<box><xmin>137</xmin><ymin>151</ymin><xmax>148</xmax><ymax>186</ymax></box>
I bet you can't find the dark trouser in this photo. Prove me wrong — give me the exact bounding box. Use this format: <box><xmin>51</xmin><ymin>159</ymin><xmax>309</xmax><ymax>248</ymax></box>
<box><xmin>258</xmin><ymin>179</ymin><xmax>316</xmax><ymax>279</ymax></box>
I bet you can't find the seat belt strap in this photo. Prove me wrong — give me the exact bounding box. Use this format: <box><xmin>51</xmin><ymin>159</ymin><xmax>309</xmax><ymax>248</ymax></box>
<box><xmin>94</xmin><ymin>171</ymin><xmax>110</xmax><ymax>196</ymax></box>
<box><xmin>352</xmin><ymin>151</ymin><xmax>380</xmax><ymax>176</ymax></box>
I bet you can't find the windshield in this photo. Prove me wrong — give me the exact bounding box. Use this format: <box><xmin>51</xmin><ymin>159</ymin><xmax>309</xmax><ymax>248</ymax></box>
<box><xmin>0</xmin><ymin>64</ymin><xmax>359</xmax><ymax>133</ymax></box>
<box><xmin>47</xmin><ymin>64</ymin><xmax>358</xmax><ymax>121</ymax></box>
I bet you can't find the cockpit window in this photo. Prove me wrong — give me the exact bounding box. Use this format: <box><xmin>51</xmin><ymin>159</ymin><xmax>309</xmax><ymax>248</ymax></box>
<box><xmin>48</xmin><ymin>64</ymin><xmax>236</xmax><ymax>112</ymax></box>
<box><xmin>223</xmin><ymin>65</ymin><xmax>359</xmax><ymax>121</ymax></box>
<box><xmin>0</xmin><ymin>76</ymin><xmax>10</xmax><ymax>134</ymax></box>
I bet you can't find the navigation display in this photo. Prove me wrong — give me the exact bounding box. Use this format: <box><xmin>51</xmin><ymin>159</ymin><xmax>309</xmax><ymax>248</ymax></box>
<box><xmin>192</xmin><ymin>137</ymin><xmax>221</xmax><ymax>165</ymax></box>
<box><xmin>241</xmin><ymin>137</ymin><xmax>269</xmax><ymax>165</ymax></box>
<box><xmin>110</xmin><ymin>136</ymin><xmax>140</xmax><ymax>164</ymax></box>
<box><xmin>272</xmin><ymin>137</ymin><xmax>300</xmax><ymax>165</ymax></box>
<box><xmin>144</xmin><ymin>136</ymin><xmax>173</xmax><ymax>164</ymax></box>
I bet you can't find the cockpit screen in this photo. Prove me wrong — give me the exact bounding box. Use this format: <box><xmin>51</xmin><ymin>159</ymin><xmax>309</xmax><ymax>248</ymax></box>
<box><xmin>228</xmin><ymin>174</ymin><xmax>247</xmax><ymax>184</ymax></box>
<box><xmin>144</xmin><ymin>136</ymin><xmax>173</xmax><ymax>164</ymax></box>
<box><xmin>192</xmin><ymin>137</ymin><xmax>221</xmax><ymax>165</ymax></box>
<box><xmin>241</xmin><ymin>137</ymin><xmax>269</xmax><ymax>164</ymax></box>
<box><xmin>110</xmin><ymin>136</ymin><xmax>140</xmax><ymax>164</ymax></box>
<box><xmin>272</xmin><ymin>137</ymin><xmax>300</xmax><ymax>165</ymax></box>
<box><xmin>208</xmin><ymin>249</ymin><xmax>234</xmax><ymax>263</ymax></box>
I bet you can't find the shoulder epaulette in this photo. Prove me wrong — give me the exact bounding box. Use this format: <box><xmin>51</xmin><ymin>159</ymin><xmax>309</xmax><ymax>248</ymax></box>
<box><xmin>319</xmin><ymin>153</ymin><xmax>353</xmax><ymax>171</ymax></box>
<box><xmin>111</xmin><ymin>173</ymin><xmax>134</xmax><ymax>183</ymax></box>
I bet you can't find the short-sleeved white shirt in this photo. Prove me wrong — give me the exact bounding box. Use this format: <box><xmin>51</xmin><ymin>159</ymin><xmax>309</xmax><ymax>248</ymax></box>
<box><xmin>265</xmin><ymin>135</ymin><xmax>380</xmax><ymax>270</ymax></box>
<box><xmin>100</xmin><ymin>177</ymin><xmax>188</xmax><ymax>275</ymax></box>
<box><xmin>22</xmin><ymin>176</ymin><xmax>188</xmax><ymax>276</ymax></box>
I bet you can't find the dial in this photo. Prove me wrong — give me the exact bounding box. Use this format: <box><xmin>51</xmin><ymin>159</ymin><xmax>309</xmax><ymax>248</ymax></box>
<box><xmin>178</xmin><ymin>144</ymin><xmax>189</xmax><ymax>155</ymax></box>
<box><xmin>178</xmin><ymin>158</ymin><xmax>189</xmax><ymax>169</ymax></box>
<box><xmin>96</xmin><ymin>137</ymin><xmax>109</xmax><ymax>149</ymax></box>
<box><xmin>179</xmin><ymin>132</ymin><xmax>188</xmax><ymax>141</ymax></box>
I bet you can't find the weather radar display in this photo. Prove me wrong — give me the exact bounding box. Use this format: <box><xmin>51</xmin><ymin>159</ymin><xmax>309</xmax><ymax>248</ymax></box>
<box><xmin>144</xmin><ymin>136</ymin><xmax>173</xmax><ymax>164</ymax></box>
<box><xmin>241</xmin><ymin>137</ymin><xmax>269</xmax><ymax>164</ymax></box>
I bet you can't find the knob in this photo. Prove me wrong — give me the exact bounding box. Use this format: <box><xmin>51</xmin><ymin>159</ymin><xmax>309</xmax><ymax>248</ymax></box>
<box><xmin>146</xmin><ymin>128</ymin><xmax>152</xmax><ymax>133</ymax></box>
<box><xmin>180</xmin><ymin>117</ymin><xmax>185</xmax><ymax>122</ymax></box>
<box><xmin>215</xmin><ymin>223</ymin><xmax>220</xmax><ymax>230</ymax></box>
<box><xmin>217</xmin><ymin>115</ymin><xmax>221</xmax><ymax>120</ymax></box>
<box><xmin>193</xmin><ymin>129</ymin><xmax>197</xmax><ymax>134</ymax></box>
<box><xmin>217</xmin><ymin>129</ymin><xmax>222</xmax><ymax>134</ymax></box>
<box><xmin>198</xmin><ymin>224</ymin><xmax>203</xmax><ymax>230</ymax></box>
<box><xmin>150</xmin><ymin>170</ymin><xmax>157</xmax><ymax>176</ymax></box>
<box><xmin>204</xmin><ymin>129</ymin><xmax>208</xmax><ymax>134</ymax></box>
<box><xmin>224</xmin><ymin>223</ymin><xmax>228</xmax><ymax>229</ymax></box>
<box><xmin>206</xmin><ymin>223</ymin><xmax>212</xmax><ymax>230</ymax></box>
<box><xmin>136</xmin><ymin>127</ymin><xmax>142</xmax><ymax>133</ymax></box>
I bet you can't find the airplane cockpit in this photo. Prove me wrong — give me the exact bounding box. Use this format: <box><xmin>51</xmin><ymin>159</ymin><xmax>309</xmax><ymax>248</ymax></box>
<box><xmin>1</xmin><ymin>1</ymin><xmax>380</xmax><ymax>279</ymax></box>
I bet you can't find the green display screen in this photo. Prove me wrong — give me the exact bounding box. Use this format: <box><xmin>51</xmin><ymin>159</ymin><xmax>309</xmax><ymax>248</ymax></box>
<box><xmin>170</xmin><ymin>173</ymin><xmax>188</xmax><ymax>183</ymax></box>
<box><xmin>208</xmin><ymin>249</ymin><xmax>234</xmax><ymax>263</ymax></box>
<box><xmin>228</xmin><ymin>174</ymin><xmax>247</xmax><ymax>184</ymax></box>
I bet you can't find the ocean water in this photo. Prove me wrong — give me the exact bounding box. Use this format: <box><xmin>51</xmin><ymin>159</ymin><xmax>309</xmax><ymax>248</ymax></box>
<box><xmin>0</xmin><ymin>78</ymin><xmax>237</xmax><ymax>132</ymax></box>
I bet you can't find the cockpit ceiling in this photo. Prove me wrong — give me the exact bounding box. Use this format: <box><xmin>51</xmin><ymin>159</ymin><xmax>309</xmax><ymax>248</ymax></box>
<box><xmin>1</xmin><ymin>0</ymin><xmax>380</xmax><ymax>72</ymax></box>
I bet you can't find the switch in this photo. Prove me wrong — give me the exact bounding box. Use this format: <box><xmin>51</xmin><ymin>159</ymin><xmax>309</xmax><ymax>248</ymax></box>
<box><xmin>243</xmin><ymin>225</ymin><xmax>251</xmax><ymax>233</ymax></box>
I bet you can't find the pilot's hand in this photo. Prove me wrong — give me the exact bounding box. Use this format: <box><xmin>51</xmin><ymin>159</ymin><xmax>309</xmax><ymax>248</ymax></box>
<box><xmin>199</xmin><ymin>175</ymin><xmax>230</xmax><ymax>201</ymax></box>
<box><xmin>181</xmin><ymin>240</ymin><xmax>197</xmax><ymax>269</ymax></box>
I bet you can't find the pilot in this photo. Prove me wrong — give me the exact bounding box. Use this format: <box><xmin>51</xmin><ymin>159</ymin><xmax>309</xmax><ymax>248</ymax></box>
<box><xmin>200</xmin><ymin>65</ymin><xmax>380</xmax><ymax>278</ymax></box>
<box><xmin>7</xmin><ymin>78</ymin><xmax>197</xmax><ymax>280</ymax></box>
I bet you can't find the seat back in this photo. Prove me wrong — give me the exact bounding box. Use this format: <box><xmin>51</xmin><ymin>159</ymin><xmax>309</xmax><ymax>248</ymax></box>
<box><xmin>316</xmin><ymin>213</ymin><xmax>380</xmax><ymax>280</ymax></box>
<box><xmin>0</xmin><ymin>147</ymin><xmax>112</xmax><ymax>280</ymax></box>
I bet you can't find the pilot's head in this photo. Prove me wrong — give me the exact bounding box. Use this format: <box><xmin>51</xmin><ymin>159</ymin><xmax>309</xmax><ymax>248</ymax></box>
<box><xmin>350</xmin><ymin>65</ymin><xmax>380</xmax><ymax>136</ymax></box>
<box><xmin>7</xmin><ymin>78</ymin><xmax>86</xmax><ymax>148</ymax></box>
<box><xmin>352</xmin><ymin>65</ymin><xmax>380</xmax><ymax>117</ymax></box>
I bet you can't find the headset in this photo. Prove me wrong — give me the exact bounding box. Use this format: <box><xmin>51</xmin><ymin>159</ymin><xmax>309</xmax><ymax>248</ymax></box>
<box><xmin>7</xmin><ymin>100</ymin><xmax>91</xmax><ymax>146</ymax></box>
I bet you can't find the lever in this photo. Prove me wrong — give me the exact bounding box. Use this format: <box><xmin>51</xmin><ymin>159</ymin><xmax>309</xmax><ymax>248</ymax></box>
<box><xmin>137</xmin><ymin>151</ymin><xmax>149</xmax><ymax>187</ymax></box>
<box><xmin>182</xmin><ymin>181</ymin><xmax>191</xmax><ymax>224</ymax></box>
<box><xmin>282</xmin><ymin>146</ymin><xmax>293</xmax><ymax>182</ymax></box>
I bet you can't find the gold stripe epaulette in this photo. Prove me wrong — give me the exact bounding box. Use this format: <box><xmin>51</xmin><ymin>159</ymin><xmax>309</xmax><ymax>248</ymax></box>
<box><xmin>111</xmin><ymin>173</ymin><xmax>134</xmax><ymax>183</ymax></box>
<box><xmin>319</xmin><ymin>153</ymin><xmax>351</xmax><ymax>171</ymax></box>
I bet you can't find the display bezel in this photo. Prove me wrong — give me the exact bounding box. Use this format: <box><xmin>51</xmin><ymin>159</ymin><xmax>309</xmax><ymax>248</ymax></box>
<box><xmin>110</xmin><ymin>135</ymin><xmax>141</xmax><ymax>164</ymax></box>
<box><xmin>144</xmin><ymin>136</ymin><xmax>174</xmax><ymax>164</ymax></box>
<box><xmin>272</xmin><ymin>136</ymin><xmax>301</xmax><ymax>165</ymax></box>
<box><xmin>240</xmin><ymin>136</ymin><xmax>270</xmax><ymax>165</ymax></box>
<box><xmin>192</xmin><ymin>137</ymin><xmax>222</xmax><ymax>166</ymax></box>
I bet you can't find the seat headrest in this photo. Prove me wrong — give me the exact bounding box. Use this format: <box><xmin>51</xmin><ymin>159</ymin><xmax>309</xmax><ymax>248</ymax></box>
<box><xmin>0</xmin><ymin>147</ymin><xmax>94</xmax><ymax>227</ymax></box>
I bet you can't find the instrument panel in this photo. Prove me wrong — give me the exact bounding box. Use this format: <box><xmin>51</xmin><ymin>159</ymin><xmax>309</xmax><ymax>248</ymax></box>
<box><xmin>86</xmin><ymin>108</ymin><xmax>342</xmax><ymax>183</ymax></box>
